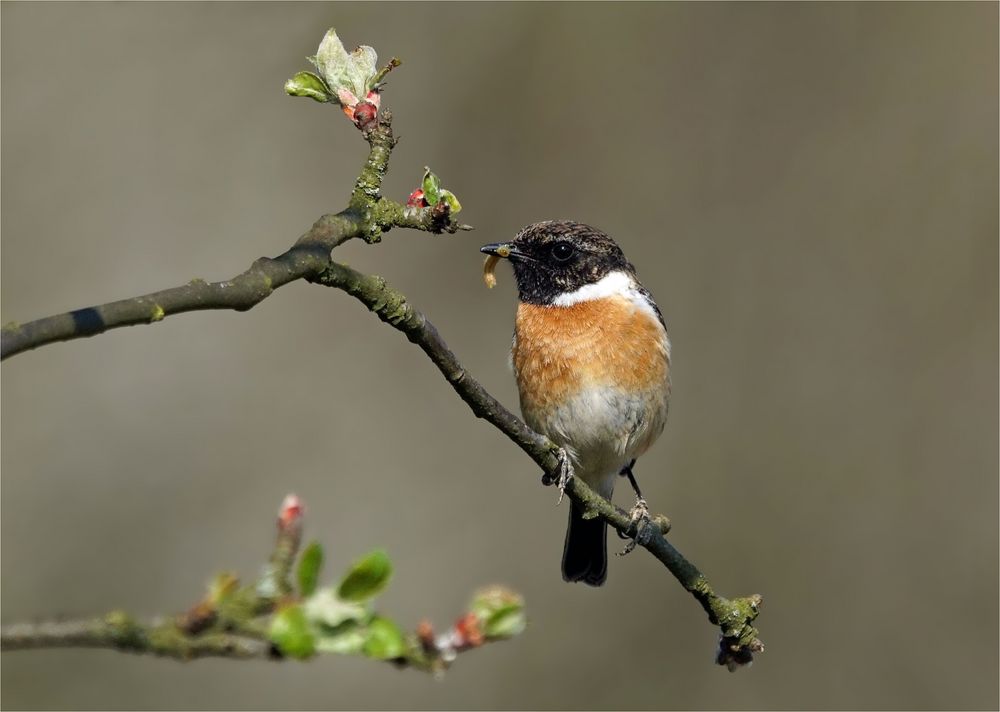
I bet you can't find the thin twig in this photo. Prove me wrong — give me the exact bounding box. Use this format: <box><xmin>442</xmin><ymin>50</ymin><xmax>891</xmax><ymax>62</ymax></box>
<box><xmin>0</xmin><ymin>612</ymin><xmax>512</xmax><ymax>670</ymax></box>
<box><xmin>0</xmin><ymin>617</ymin><xmax>271</xmax><ymax>660</ymax></box>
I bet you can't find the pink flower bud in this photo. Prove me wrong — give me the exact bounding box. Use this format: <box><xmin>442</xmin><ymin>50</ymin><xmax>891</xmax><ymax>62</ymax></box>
<box><xmin>352</xmin><ymin>101</ymin><xmax>377</xmax><ymax>129</ymax></box>
<box><xmin>453</xmin><ymin>612</ymin><xmax>484</xmax><ymax>648</ymax></box>
<box><xmin>278</xmin><ymin>494</ymin><xmax>304</xmax><ymax>529</ymax></box>
<box><xmin>406</xmin><ymin>189</ymin><xmax>428</xmax><ymax>208</ymax></box>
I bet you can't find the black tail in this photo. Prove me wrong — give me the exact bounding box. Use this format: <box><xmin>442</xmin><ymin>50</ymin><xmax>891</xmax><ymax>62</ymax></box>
<box><xmin>561</xmin><ymin>502</ymin><xmax>607</xmax><ymax>586</ymax></box>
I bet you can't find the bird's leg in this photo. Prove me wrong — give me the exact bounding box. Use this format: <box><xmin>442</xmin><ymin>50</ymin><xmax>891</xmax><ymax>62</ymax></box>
<box><xmin>541</xmin><ymin>447</ymin><xmax>574</xmax><ymax>505</ymax></box>
<box><xmin>616</xmin><ymin>459</ymin><xmax>652</xmax><ymax>557</ymax></box>
<box><xmin>620</xmin><ymin>459</ymin><xmax>643</xmax><ymax>500</ymax></box>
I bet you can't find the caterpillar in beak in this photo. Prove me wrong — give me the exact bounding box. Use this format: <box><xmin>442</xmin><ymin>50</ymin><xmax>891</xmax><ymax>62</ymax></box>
<box><xmin>483</xmin><ymin>254</ymin><xmax>500</xmax><ymax>288</ymax></box>
<box><xmin>482</xmin><ymin>243</ymin><xmax>511</xmax><ymax>288</ymax></box>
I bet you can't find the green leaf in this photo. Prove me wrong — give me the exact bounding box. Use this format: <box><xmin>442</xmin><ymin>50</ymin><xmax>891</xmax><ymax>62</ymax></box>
<box><xmin>363</xmin><ymin>616</ymin><xmax>406</xmax><ymax>660</ymax></box>
<box><xmin>269</xmin><ymin>605</ymin><xmax>316</xmax><ymax>659</ymax></box>
<box><xmin>284</xmin><ymin>71</ymin><xmax>331</xmax><ymax>103</ymax></box>
<box><xmin>303</xmin><ymin>588</ymin><xmax>369</xmax><ymax>628</ymax></box>
<box><xmin>314</xmin><ymin>621</ymin><xmax>366</xmax><ymax>655</ymax></box>
<box><xmin>297</xmin><ymin>541</ymin><xmax>324</xmax><ymax>597</ymax></box>
<box><xmin>421</xmin><ymin>168</ymin><xmax>441</xmax><ymax>207</ymax></box>
<box><xmin>470</xmin><ymin>586</ymin><xmax>526</xmax><ymax>639</ymax></box>
<box><xmin>438</xmin><ymin>189</ymin><xmax>462</xmax><ymax>214</ymax></box>
<box><xmin>207</xmin><ymin>571</ymin><xmax>239</xmax><ymax>605</ymax></box>
<box><xmin>483</xmin><ymin>603</ymin><xmax>527</xmax><ymax>639</ymax></box>
<box><xmin>337</xmin><ymin>549</ymin><xmax>392</xmax><ymax>602</ymax></box>
<box><xmin>306</xmin><ymin>589</ymin><xmax>369</xmax><ymax>655</ymax></box>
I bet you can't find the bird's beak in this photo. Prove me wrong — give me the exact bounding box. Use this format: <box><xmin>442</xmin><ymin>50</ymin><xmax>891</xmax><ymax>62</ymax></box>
<box><xmin>480</xmin><ymin>242</ymin><xmax>515</xmax><ymax>259</ymax></box>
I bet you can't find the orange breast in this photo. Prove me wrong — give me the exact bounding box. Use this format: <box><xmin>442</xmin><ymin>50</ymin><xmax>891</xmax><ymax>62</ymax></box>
<box><xmin>512</xmin><ymin>296</ymin><xmax>670</xmax><ymax>416</ymax></box>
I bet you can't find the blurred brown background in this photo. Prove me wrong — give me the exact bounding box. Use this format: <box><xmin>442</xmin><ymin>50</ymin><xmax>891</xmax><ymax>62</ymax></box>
<box><xmin>2</xmin><ymin>2</ymin><xmax>997</xmax><ymax>710</ymax></box>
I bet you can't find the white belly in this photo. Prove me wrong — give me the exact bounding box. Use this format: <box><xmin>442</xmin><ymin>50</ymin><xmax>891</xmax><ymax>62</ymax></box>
<box><xmin>525</xmin><ymin>383</ymin><xmax>668</xmax><ymax>497</ymax></box>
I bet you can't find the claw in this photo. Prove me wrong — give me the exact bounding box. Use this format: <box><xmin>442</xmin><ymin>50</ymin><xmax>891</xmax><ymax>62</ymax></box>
<box><xmin>616</xmin><ymin>497</ymin><xmax>651</xmax><ymax>557</ymax></box>
<box><xmin>630</xmin><ymin>498</ymin><xmax>650</xmax><ymax>522</ymax></box>
<box><xmin>555</xmin><ymin>448</ymin><xmax>573</xmax><ymax>505</ymax></box>
<box><xmin>541</xmin><ymin>448</ymin><xmax>574</xmax><ymax>505</ymax></box>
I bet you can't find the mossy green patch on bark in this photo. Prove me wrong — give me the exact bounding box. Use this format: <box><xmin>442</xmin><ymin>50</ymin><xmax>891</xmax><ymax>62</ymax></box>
<box><xmin>104</xmin><ymin>610</ymin><xmax>147</xmax><ymax>651</ymax></box>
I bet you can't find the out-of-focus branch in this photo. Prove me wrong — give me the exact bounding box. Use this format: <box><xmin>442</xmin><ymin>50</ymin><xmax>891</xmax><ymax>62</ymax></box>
<box><xmin>0</xmin><ymin>617</ymin><xmax>270</xmax><ymax>660</ymax></box>
<box><xmin>0</xmin><ymin>496</ymin><xmax>525</xmax><ymax>672</ymax></box>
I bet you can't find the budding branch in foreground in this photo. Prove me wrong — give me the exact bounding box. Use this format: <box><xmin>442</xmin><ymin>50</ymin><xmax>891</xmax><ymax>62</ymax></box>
<box><xmin>1</xmin><ymin>48</ymin><xmax>763</xmax><ymax>669</ymax></box>
<box><xmin>0</xmin><ymin>495</ymin><xmax>522</xmax><ymax>673</ymax></box>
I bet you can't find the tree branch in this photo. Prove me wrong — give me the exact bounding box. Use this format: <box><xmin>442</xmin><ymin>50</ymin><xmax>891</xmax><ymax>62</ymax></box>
<box><xmin>0</xmin><ymin>612</ymin><xmax>518</xmax><ymax>672</ymax></box>
<box><xmin>0</xmin><ymin>112</ymin><xmax>462</xmax><ymax>361</ymax></box>
<box><xmin>0</xmin><ymin>617</ymin><xmax>271</xmax><ymax>660</ymax></box>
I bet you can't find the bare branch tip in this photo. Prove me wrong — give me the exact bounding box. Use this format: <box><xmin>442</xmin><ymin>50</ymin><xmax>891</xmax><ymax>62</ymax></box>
<box><xmin>372</xmin><ymin>57</ymin><xmax>402</xmax><ymax>88</ymax></box>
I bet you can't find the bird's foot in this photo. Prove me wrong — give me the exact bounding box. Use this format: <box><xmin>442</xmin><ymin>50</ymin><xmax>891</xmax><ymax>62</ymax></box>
<box><xmin>616</xmin><ymin>497</ymin><xmax>652</xmax><ymax>557</ymax></box>
<box><xmin>540</xmin><ymin>447</ymin><xmax>574</xmax><ymax>505</ymax></box>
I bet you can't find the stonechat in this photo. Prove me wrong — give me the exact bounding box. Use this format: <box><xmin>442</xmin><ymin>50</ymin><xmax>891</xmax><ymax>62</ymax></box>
<box><xmin>482</xmin><ymin>221</ymin><xmax>671</xmax><ymax>586</ymax></box>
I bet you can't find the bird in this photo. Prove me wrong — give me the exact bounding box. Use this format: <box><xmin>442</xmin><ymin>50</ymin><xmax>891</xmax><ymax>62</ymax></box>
<box><xmin>481</xmin><ymin>221</ymin><xmax>671</xmax><ymax>586</ymax></box>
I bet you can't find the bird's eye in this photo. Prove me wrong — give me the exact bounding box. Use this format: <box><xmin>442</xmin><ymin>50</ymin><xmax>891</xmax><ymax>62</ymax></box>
<box><xmin>551</xmin><ymin>242</ymin><xmax>575</xmax><ymax>262</ymax></box>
